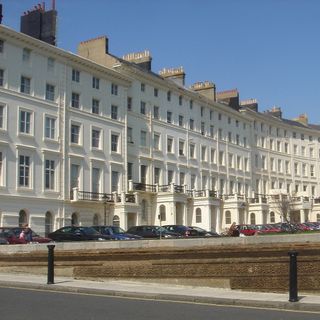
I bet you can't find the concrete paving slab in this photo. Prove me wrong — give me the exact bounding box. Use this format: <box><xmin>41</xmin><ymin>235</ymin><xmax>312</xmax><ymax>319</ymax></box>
<box><xmin>0</xmin><ymin>272</ymin><xmax>320</xmax><ymax>312</ymax></box>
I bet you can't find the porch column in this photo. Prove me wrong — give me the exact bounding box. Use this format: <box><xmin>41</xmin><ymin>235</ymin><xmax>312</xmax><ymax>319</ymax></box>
<box><xmin>215</xmin><ymin>206</ymin><xmax>221</xmax><ymax>233</ymax></box>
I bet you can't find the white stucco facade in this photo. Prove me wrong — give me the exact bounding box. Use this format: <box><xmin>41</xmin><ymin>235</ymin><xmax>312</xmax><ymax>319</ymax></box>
<box><xmin>1</xmin><ymin>25</ymin><xmax>320</xmax><ymax>235</ymax></box>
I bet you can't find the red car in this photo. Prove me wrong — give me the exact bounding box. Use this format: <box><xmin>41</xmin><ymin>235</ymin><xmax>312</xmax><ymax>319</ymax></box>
<box><xmin>0</xmin><ymin>227</ymin><xmax>52</xmax><ymax>244</ymax></box>
<box><xmin>255</xmin><ymin>224</ymin><xmax>281</xmax><ymax>234</ymax></box>
<box><xmin>236</xmin><ymin>224</ymin><xmax>258</xmax><ymax>236</ymax></box>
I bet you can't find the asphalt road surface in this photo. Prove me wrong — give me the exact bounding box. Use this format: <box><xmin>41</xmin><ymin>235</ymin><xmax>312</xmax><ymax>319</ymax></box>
<box><xmin>0</xmin><ymin>287</ymin><xmax>319</xmax><ymax>320</ymax></box>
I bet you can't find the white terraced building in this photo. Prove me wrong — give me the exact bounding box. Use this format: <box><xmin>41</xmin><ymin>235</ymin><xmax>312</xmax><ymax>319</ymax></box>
<box><xmin>1</xmin><ymin>24</ymin><xmax>320</xmax><ymax>236</ymax></box>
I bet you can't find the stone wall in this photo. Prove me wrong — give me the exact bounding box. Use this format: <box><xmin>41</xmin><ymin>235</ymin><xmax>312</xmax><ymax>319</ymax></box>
<box><xmin>1</xmin><ymin>236</ymin><xmax>320</xmax><ymax>293</ymax></box>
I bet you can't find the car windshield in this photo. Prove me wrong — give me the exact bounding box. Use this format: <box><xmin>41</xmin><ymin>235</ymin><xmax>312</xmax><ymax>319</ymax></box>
<box><xmin>79</xmin><ymin>227</ymin><xmax>100</xmax><ymax>235</ymax></box>
<box><xmin>110</xmin><ymin>226</ymin><xmax>126</xmax><ymax>234</ymax></box>
<box><xmin>155</xmin><ymin>226</ymin><xmax>168</xmax><ymax>232</ymax></box>
<box><xmin>191</xmin><ymin>226</ymin><xmax>206</xmax><ymax>232</ymax></box>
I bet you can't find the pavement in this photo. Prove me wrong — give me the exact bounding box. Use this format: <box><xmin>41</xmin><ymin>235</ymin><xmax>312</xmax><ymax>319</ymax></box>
<box><xmin>0</xmin><ymin>273</ymin><xmax>320</xmax><ymax>313</ymax></box>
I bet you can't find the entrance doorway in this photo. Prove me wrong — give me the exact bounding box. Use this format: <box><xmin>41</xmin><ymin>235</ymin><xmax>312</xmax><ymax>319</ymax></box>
<box><xmin>127</xmin><ymin>212</ymin><xmax>137</xmax><ymax>229</ymax></box>
<box><xmin>176</xmin><ymin>203</ymin><xmax>184</xmax><ymax>225</ymax></box>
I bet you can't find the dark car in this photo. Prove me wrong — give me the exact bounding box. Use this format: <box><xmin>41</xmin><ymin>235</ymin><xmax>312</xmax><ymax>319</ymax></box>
<box><xmin>92</xmin><ymin>226</ymin><xmax>142</xmax><ymax>240</ymax></box>
<box><xmin>162</xmin><ymin>225</ymin><xmax>198</xmax><ymax>237</ymax></box>
<box><xmin>0</xmin><ymin>227</ymin><xmax>52</xmax><ymax>244</ymax></box>
<box><xmin>48</xmin><ymin>226</ymin><xmax>111</xmax><ymax>242</ymax></box>
<box><xmin>0</xmin><ymin>234</ymin><xmax>9</xmax><ymax>245</ymax></box>
<box><xmin>188</xmin><ymin>226</ymin><xmax>221</xmax><ymax>237</ymax></box>
<box><xmin>126</xmin><ymin>225</ymin><xmax>180</xmax><ymax>239</ymax></box>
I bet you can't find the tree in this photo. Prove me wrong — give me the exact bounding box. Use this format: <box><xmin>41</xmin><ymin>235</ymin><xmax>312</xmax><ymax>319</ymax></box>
<box><xmin>270</xmin><ymin>194</ymin><xmax>297</xmax><ymax>233</ymax></box>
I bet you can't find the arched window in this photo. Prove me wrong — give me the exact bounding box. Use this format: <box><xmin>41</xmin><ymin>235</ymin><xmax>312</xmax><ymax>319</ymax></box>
<box><xmin>93</xmin><ymin>213</ymin><xmax>99</xmax><ymax>226</ymax></box>
<box><xmin>225</xmin><ymin>211</ymin><xmax>231</xmax><ymax>225</ymax></box>
<box><xmin>160</xmin><ymin>205</ymin><xmax>166</xmax><ymax>221</ymax></box>
<box><xmin>270</xmin><ymin>211</ymin><xmax>275</xmax><ymax>223</ymax></box>
<box><xmin>317</xmin><ymin>213</ymin><xmax>320</xmax><ymax>222</ymax></box>
<box><xmin>113</xmin><ymin>215</ymin><xmax>120</xmax><ymax>227</ymax></box>
<box><xmin>196</xmin><ymin>208</ymin><xmax>202</xmax><ymax>223</ymax></box>
<box><xmin>19</xmin><ymin>210</ymin><xmax>28</xmax><ymax>227</ymax></box>
<box><xmin>71</xmin><ymin>212</ymin><xmax>79</xmax><ymax>226</ymax></box>
<box><xmin>45</xmin><ymin>211</ymin><xmax>53</xmax><ymax>236</ymax></box>
<box><xmin>250</xmin><ymin>212</ymin><xmax>256</xmax><ymax>225</ymax></box>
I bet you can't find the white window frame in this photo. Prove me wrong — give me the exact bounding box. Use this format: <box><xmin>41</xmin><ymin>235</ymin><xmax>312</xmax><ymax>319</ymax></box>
<box><xmin>167</xmin><ymin>137</ymin><xmax>173</xmax><ymax>153</ymax></box>
<box><xmin>153</xmin><ymin>133</ymin><xmax>161</xmax><ymax>151</ymax></box>
<box><xmin>179</xmin><ymin>140</ymin><xmax>185</xmax><ymax>156</ymax></box>
<box><xmin>111</xmin><ymin>133</ymin><xmax>119</xmax><ymax>152</ymax></box>
<box><xmin>44</xmin><ymin>115</ymin><xmax>56</xmax><ymax>140</ymax></box>
<box><xmin>0</xmin><ymin>104</ymin><xmax>7</xmax><ymax>131</ymax></box>
<box><xmin>22</xmin><ymin>48</ymin><xmax>31</xmax><ymax>62</ymax></box>
<box><xmin>91</xmin><ymin>127</ymin><xmax>102</xmax><ymax>149</ymax></box>
<box><xmin>19</xmin><ymin>108</ymin><xmax>33</xmax><ymax>136</ymax></box>
<box><xmin>70</xmin><ymin>163</ymin><xmax>81</xmax><ymax>189</ymax></box>
<box><xmin>111</xmin><ymin>83</ymin><xmax>118</xmax><ymax>95</ymax></box>
<box><xmin>0</xmin><ymin>68</ymin><xmax>4</xmax><ymax>87</ymax></box>
<box><xmin>72</xmin><ymin>69</ymin><xmax>80</xmax><ymax>82</ymax></box>
<box><xmin>70</xmin><ymin>122</ymin><xmax>82</xmax><ymax>145</ymax></box>
<box><xmin>92</xmin><ymin>98</ymin><xmax>100</xmax><ymax>114</ymax></box>
<box><xmin>71</xmin><ymin>92</ymin><xmax>80</xmax><ymax>109</ymax></box>
<box><xmin>111</xmin><ymin>105</ymin><xmax>118</xmax><ymax>120</ymax></box>
<box><xmin>44</xmin><ymin>159</ymin><xmax>55</xmax><ymax>190</ymax></box>
<box><xmin>0</xmin><ymin>150</ymin><xmax>4</xmax><ymax>187</ymax></box>
<box><xmin>18</xmin><ymin>153</ymin><xmax>32</xmax><ymax>189</ymax></box>
<box><xmin>20</xmin><ymin>76</ymin><xmax>31</xmax><ymax>94</ymax></box>
<box><xmin>140</xmin><ymin>130</ymin><xmax>147</xmax><ymax>147</ymax></box>
<box><xmin>92</xmin><ymin>76</ymin><xmax>100</xmax><ymax>89</ymax></box>
<box><xmin>45</xmin><ymin>83</ymin><xmax>55</xmax><ymax>101</ymax></box>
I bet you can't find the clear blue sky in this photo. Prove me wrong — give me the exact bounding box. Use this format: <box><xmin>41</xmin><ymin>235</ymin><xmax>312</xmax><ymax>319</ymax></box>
<box><xmin>2</xmin><ymin>0</ymin><xmax>320</xmax><ymax>123</ymax></box>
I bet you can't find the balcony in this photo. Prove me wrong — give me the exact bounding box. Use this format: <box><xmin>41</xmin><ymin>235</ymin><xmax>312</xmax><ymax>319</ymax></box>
<box><xmin>131</xmin><ymin>182</ymin><xmax>156</xmax><ymax>192</ymax></box>
<box><xmin>291</xmin><ymin>196</ymin><xmax>310</xmax><ymax>203</ymax></box>
<box><xmin>70</xmin><ymin>188</ymin><xmax>137</xmax><ymax>204</ymax></box>
<box><xmin>249</xmin><ymin>196</ymin><xmax>268</xmax><ymax>204</ymax></box>
<box><xmin>187</xmin><ymin>189</ymin><xmax>218</xmax><ymax>199</ymax></box>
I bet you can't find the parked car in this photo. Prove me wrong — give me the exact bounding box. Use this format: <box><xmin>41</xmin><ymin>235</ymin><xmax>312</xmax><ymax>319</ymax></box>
<box><xmin>0</xmin><ymin>233</ymin><xmax>9</xmax><ymax>245</ymax></box>
<box><xmin>188</xmin><ymin>226</ymin><xmax>221</xmax><ymax>237</ymax></box>
<box><xmin>0</xmin><ymin>227</ymin><xmax>52</xmax><ymax>244</ymax></box>
<box><xmin>162</xmin><ymin>225</ymin><xmax>198</xmax><ymax>237</ymax></box>
<box><xmin>273</xmin><ymin>222</ymin><xmax>299</xmax><ymax>233</ymax></box>
<box><xmin>255</xmin><ymin>224</ymin><xmax>281</xmax><ymax>234</ymax></box>
<box><xmin>92</xmin><ymin>226</ymin><xmax>142</xmax><ymax>240</ymax></box>
<box><xmin>126</xmin><ymin>225</ymin><xmax>181</xmax><ymax>239</ymax></box>
<box><xmin>236</xmin><ymin>224</ymin><xmax>258</xmax><ymax>236</ymax></box>
<box><xmin>303</xmin><ymin>222</ymin><xmax>320</xmax><ymax>230</ymax></box>
<box><xmin>48</xmin><ymin>226</ymin><xmax>111</xmax><ymax>242</ymax></box>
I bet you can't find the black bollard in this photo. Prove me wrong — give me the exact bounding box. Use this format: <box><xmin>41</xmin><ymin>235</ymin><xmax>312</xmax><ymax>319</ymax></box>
<box><xmin>288</xmin><ymin>250</ymin><xmax>298</xmax><ymax>302</ymax></box>
<box><xmin>47</xmin><ymin>244</ymin><xmax>55</xmax><ymax>285</ymax></box>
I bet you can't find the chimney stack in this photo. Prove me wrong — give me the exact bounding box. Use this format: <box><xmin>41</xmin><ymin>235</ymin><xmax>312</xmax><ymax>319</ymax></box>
<box><xmin>216</xmin><ymin>89</ymin><xmax>240</xmax><ymax>110</ymax></box>
<box><xmin>123</xmin><ymin>50</ymin><xmax>152</xmax><ymax>71</ymax></box>
<box><xmin>266</xmin><ymin>106</ymin><xmax>282</xmax><ymax>119</ymax></box>
<box><xmin>159</xmin><ymin>67</ymin><xmax>185</xmax><ymax>86</ymax></box>
<box><xmin>190</xmin><ymin>81</ymin><xmax>216</xmax><ymax>101</ymax></box>
<box><xmin>240</xmin><ymin>98</ymin><xmax>258</xmax><ymax>112</ymax></box>
<box><xmin>293</xmin><ymin>113</ymin><xmax>308</xmax><ymax>125</ymax></box>
<box><xmin>20</xmin><ymin>1</ymin><xmax>57</xmax><ymax>45</ymax></box>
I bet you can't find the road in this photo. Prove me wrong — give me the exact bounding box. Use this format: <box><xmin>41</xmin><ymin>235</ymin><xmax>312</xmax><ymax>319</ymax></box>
<box><xmin>0</xmin><ymin>287</ymin><xmax>319</xmax><ymax>320</ymax></box>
